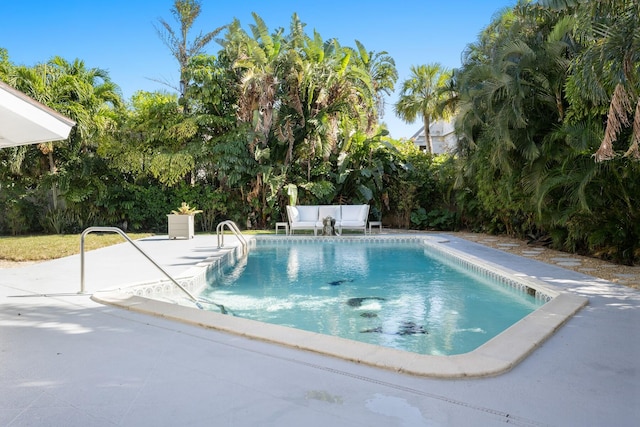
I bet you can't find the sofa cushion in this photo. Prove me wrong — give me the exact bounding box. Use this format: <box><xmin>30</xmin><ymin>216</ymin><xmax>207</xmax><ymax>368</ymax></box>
<box><xmin>296</xmin><ymin>206</ymin><xmax>319</xmax><ymax>222</ymax></box>
<box><xmin>341</xmin><ymin>205</ymin><xmax>367</xmax><ymax>221</ymax></box>
<box><xmin>318</xmin><ymin>205</ymin><xmax>341</xmax><ymax>221</ymax></box>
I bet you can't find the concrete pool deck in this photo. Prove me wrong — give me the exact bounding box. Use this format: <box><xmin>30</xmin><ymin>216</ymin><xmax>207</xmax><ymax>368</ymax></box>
<box><xmin>1</xmin><ymin>233</ymin><xmax>638</xmax><ymax>426</ymax></box>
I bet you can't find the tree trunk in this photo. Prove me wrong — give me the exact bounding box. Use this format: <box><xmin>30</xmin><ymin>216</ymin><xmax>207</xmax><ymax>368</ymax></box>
<box><xmin>47</xmin><ymin>151</ymin><xmax>59</xmax><ymax>210</ymax></box>
<box><xmin>423</xmin><ymin>114</ymin><xmax>433</xmax><ymax>154</ymax></box>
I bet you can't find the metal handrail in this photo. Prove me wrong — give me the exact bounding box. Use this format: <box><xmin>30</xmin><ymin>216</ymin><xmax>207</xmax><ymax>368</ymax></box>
<box><xmin>216</xmin><ymin>220</ymin><xmax>248</xmax><ymax>255</ymax></box>
<box><xmin>80</xmin><ymin>226</ymin><xmax>203</xmax><ymax>309</ymax></box>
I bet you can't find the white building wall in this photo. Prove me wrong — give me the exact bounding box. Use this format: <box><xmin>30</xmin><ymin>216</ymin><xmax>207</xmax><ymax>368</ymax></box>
<box><xmin>410</xmin><ymin>119</ymin><xmax>457</xmax><ymax>154</ymax></box>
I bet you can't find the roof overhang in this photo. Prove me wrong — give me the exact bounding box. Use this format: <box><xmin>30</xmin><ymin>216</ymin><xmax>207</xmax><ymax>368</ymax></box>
<box><xmin>0</xmin><ymin>80</ymin><xmax>76</xmax><ymax>148</ymax></box>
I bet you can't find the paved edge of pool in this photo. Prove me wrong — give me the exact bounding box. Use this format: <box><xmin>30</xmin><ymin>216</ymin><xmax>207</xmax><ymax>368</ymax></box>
<box><xmin>91</xmin><ymin>293</ymin><xmax>586</xmax><ymax>378</ymax></box>
<box><xmin>91</xmin><ymin>236</ymin><xmax>588</xmax><ymax>378</ymax></box>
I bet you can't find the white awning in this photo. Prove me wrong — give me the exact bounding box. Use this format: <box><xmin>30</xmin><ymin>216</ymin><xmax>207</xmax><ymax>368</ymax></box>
<box><xmin>0</xmin><ymin>80</ymin><xmax>75</xmax><ymax>148</ymax></box>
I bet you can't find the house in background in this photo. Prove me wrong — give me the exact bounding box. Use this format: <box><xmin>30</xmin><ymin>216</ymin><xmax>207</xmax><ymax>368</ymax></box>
<box><xmin>410</xmin><ymin>119</ymin><xmax>457</xmax><ymax>154</ymax></box>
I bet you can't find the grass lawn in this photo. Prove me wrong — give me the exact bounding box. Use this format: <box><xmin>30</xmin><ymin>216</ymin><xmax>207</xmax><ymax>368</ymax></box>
<box><xmin>0</xmin><ymin>229</ymin><xmax>275</xmax><ymax>262</ymax></box>
<box><xmin>0</xmin><ymin>233</ymin><xmax>153</xmax><ymax>261</ymax></box>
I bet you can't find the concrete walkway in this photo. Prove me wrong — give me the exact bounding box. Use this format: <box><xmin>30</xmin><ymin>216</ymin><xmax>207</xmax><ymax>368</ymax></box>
<box><xmin>1</xmin><ymin>234</ymin><xmax>638</xmax><ymax>426</ymax></box>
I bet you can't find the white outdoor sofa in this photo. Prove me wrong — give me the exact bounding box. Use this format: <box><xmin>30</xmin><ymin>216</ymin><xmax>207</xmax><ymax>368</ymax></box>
<box><xmin>286</xmin><ymin>205</ymin><xmax>370</xmax><ymax>235</ymax></box>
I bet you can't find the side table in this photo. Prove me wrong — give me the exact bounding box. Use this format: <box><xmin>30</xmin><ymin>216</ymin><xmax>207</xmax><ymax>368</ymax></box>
<box><xmin>368</xmin><ymin>221</ymin><xmax>382</xmax><ymax>234</ymax></box>
<box><xmin>275</xmin><ymin>222</ymin><xmax>289</xmax><ymax>235</ymax></box>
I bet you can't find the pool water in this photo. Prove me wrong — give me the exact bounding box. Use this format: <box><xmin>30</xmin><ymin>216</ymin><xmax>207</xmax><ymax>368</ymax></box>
<box><xmin>199</xmin><ymin>240</ymin><xmax>544</xmax><ymax>355</ymax></box>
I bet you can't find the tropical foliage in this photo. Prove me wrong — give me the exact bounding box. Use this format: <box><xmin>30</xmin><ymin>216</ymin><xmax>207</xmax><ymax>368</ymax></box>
<box><xmin>0</xmin><ymin>0</ymin><xmax>638</xmax><ymax>265</ymax></box>
<box><xmin>0</xmin><ymin>5</ymin><xmax>403</xmax><ymax>234</ymax></box>
<box><xmin>451</xmin><ymin>0</ymin><xmax>640</xmax><ymax>264</ymax></box>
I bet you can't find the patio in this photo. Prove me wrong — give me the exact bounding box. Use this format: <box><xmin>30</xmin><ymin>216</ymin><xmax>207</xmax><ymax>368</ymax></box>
<box><xmin>0</xmin><ymin>233</ymin><xmax>638</xmax><ymax>426</ymax></box>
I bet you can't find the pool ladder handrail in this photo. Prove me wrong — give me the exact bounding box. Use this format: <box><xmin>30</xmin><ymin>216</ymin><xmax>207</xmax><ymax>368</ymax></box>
<box><xmin>80</xmin><ymin>226</ymin><xmax>203</xmax><ymax>309</ymax></box>
<box><xmin>216</xmin><ymin>220</ymin><xmax>248</xmax><ymax>255</ymax></box>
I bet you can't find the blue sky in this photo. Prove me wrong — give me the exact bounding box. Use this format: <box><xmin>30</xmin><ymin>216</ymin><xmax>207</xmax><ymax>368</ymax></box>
<box><xmin>2</xmin><ymin>0</ymin><xmax>515</xmax><ymax>139</ymax></box>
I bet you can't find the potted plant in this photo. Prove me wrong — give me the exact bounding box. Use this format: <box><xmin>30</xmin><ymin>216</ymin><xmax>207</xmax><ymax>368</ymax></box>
<box><xmin>167</xmin><ymin>202</ymin><xmax>202</xmax><ymax>239</ymax></box>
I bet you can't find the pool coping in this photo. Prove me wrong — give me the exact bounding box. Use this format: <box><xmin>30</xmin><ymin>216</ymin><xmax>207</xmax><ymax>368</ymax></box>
<box><xmin>91</xmin><ymin>235</ymin><xmax>588</xmax><ymax>378</ymax></box>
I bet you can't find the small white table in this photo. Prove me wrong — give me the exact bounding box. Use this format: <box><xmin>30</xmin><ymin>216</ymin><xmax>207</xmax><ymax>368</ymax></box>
<box><xmin>368</xmin><ymin>221</ymin><xmax>382</xmax><ymax>234</ymax></box>
<box><xmin>275</xmin><ymin>222</ymin><xmax>289</xmax><ymax>235</ymax></box>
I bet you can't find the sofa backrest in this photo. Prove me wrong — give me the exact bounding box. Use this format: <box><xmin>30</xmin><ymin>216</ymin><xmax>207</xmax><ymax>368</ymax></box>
<box><xmin>288</xmin><ymin>204</ymin><xmax>369</xmax><ymax>223</ymax></box>
<box><xmin>341</xmin><ymin>205</ymin><xmax>369</xmax><ymax>221</ymax></box>
<box><xmin>295</xmin><ymin>205</ymin><xmax>319</xmax><ymax>222</ymax></box>
<box><xmin>318</xmin><ymin>205</ymin><xmax>341</xmax><ymax>221</ymax></box>
<box><xmin>286</xmin><ymin>206</ymin><xmax>298</xmax><ymax>223</ymax></box>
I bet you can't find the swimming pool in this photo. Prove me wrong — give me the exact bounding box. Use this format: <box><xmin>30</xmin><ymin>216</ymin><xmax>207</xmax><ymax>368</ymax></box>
<box><xmin>93</xmin><ymin>234</ymin><xmax>588</xmax><ymax>377</ymax></box>
<box><xmin>199</xmin><ymin>240</ymin><xmax>544</xmax><ymax>356</ymax></box>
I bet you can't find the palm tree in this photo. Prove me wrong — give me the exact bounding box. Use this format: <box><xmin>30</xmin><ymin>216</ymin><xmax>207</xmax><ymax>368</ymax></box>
<box><xmin>453</xmin><ymin>1</ymin><xmax>575</xmax><ymax>165</ymax></box>
<box><xmin>394</xmin><ymin>63</ymin><xmax>452</xmax><ymax>154</ymax></box>
<box><xmin>224</xmin><ymin>13</ymin><xmax>377</xmax><ymax>167</ymax></box>
<box><xmin>4</xmin><ymin>57</ymin><xmax>122</xmax><ymax>212</ymax></box>
<box><xmin>540</xmin><ymin>0</ymin><xmax>640</xmax><ymax>161</ymax></box>
<box><xmin>233</xmin><ymin>12</ymin><xmax>285</xmax><ymax>145</ymax></box>
<box><xmin>155</xmin><ymin>0</ymin><xmax>226</xmax><ymax>109</ymax></box>
<box><xmin>296</xmin><ymin>33</ymin><xmax>375</xmax><ymax>160</ymax></box>
<box><xmin>348</xmin><ymin>40</ymin><xmax>398</xmax><ymax>120</ymax></box>
<box><xmin>583</xmin><ymin>1</ymin><xmax>639</xmax><ymax>161</ymax></box>
<box><xmin>217</xmin><ymin>12</ymin><xmax>388</xmax><ymax>215</ymax></box>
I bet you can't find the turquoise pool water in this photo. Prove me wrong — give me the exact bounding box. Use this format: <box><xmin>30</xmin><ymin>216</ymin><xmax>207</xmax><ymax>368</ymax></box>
<box><xmin>199</xmin><ymin>240</ymin><xmax>544</xmax><ymax>355</ymax></box>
